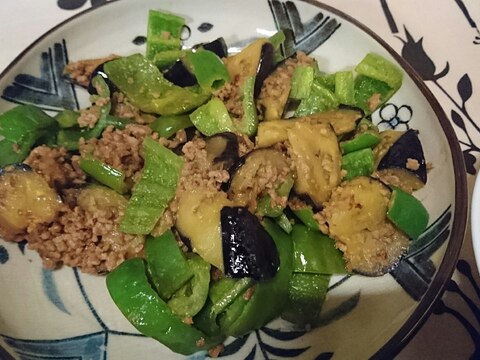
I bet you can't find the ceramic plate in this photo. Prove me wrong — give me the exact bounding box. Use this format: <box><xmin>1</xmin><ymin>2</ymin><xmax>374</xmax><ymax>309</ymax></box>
<box><xmin>0</xmin><ymin>0</ymin><xmax>467</xmax><ymax>359</ymax></box>
<box><xmin>471</xmin><ymin>175</ymin><xmax>480</xmax><ymax>274</ymax></box>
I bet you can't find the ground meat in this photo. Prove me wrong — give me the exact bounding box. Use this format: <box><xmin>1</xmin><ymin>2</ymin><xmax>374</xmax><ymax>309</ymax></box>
<box><xmin>208</xmin><ymin>344</ymin><xmax>225</xmax><ymax>358</ymax></box>
<box><xmin>80</xmin><ymin>124</ymin><xmax>155</xmax><ymax>179</ymax></box>
<box><xmin>64</xmin><ymin>55</ymin><xmax>118</xmax><ymax>87</ymax></box>
<box><xmin>25</xmin><ymin>145</ymin><xmax>86</xmax><ymax>190</ymax></box>
<box><xmin>237</xmin><ymin>133</ymin><xmax>255</xmax><ymax>156</ymax></box>
<box><xmin>78</xmin><ymin>106</ymin><xmax>102</xmax><ymax>128</ymax></box>
<box><xmin>158</xmin><ymin>129</ymin><xmax>188</xmax><ymax>149</ymax></box>
<box><xmin>26</xmin><ymin>202</ymin><xmax>144</xmax><ymax>274</ymax></box>
<box><xmin>179</xmin><ymin>138</ymin><xmax>230</xmax><ymax>193</ymax></box>
<box><xmin>214</xmin><ymin>76</ymin><xmax>243</xmax><ymax>119</ymax></box>
<box><xmin>111</xmin><ymin>92</ymin><xmax>156</xmax><ymax>125</ymax></box>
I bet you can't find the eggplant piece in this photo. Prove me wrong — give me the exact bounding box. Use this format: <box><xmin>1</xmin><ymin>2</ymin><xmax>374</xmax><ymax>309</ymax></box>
<box><xmin>225</xmin><ymin>148</ymin><xmax>293</xmax><ymax>211</ymax></box>
<box><xmin>221</xmin><ymin>206</ymin><xmax>279</xmax><ymax>280</ymax></box>
<box><xmin>175</xmin><ymin>189</ymin><xmax>233</xmax><ymax>271</ymax></box>
<box><xmin>375</xmin><ymin>129</ymin><xmax>427</xmax><ymax>192</ymax></box>
<box><xmin>87</xmin><ymin>62</ymin><xmax>117</xmax><ymax>95</ymax></box>
<box><xmin>205</xmin><ymin>132</ymin><xmax>239</xmax><ymax>169</ymax></box>
<box><xmin>193</xmin><ymin>37</ymin><xmax>228</xmax><ymax>59</ymax></box>
<box><xmin>254</xmin><ymin>43</ymin><xmax>276</xmax><ymax>98</ymax></box>
<box><xmin>321</xmin><ymin>176</ymin><xmax>409</xmax><ymax>276</ymax></box>
<box><xmin>256</xmin><ymin>107</ymin><xmax>364</xmax><ymax>149</ymax></box>
<box><xmin>0</xmin><ymin>165</ymin><xmax>61</xmax><ymax>241</ymax></box>
<box><xmin>163</xmin><ymin>59</ymin><xmax>197</xmax><ymax>87</ymax></box>
<box><xmin>287</xmin><ymin>121</ymin><xmax>342</xmax><ymax>207</ymax></box>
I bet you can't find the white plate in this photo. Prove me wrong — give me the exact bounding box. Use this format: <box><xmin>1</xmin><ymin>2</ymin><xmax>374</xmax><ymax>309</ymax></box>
<box><xmin>0</xmin><ymin>0</ymin><xmax>467</xmax><ymax>359</ymax></box>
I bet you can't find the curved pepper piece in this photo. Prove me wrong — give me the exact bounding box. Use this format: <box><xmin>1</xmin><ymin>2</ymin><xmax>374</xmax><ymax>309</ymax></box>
<box><xmin>106</xmin><ymin>258</ymin><xmax>220</xmax><ymax>355</ymax></box>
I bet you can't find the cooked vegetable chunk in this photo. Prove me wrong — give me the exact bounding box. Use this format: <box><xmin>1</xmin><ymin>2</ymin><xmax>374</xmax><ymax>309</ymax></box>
<box><xmin>106</xmin><ymin>258</ymin><xmax>220</xmax><ymax>355</ymax></box>
<box><xmin>376</xmin><ymin>129</ymin><xmax>427</xmax><ymax>192</ymax></box>
<box><xmin>321</xmin><ymin>177</ymin><xmax>409</xmax><ymax>275</ymax></box>
<box><xmin>176</xmin><ymin>189</ymin><xmax>233</xmax><ymax>271</ymax></box>
<box><xmin>120</xmin><ymin>138</ymin><xmax>183</xmax><ymax>235</ymax></box>
<box><xmin>288</xmin><ymin>122</ymin><xmax>342</xmax><ymax>206</ymax></box>
<box><xmin>0</xmin><ymin>167</ymin><xmax>60</xmax><ymax>240</ymax></box>
<box><xmin>221</xmin><ymin>206</ymin><xmax>280</xmax><ymax>280</ymax></box>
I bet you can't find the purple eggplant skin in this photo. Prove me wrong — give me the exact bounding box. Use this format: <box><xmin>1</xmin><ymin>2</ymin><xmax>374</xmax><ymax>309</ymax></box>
<box><xmin>194</xmin><ymin>37</ymin><xmax>228</xmax><ymax>59</ymax></box>
<box><xmin>221</xmin><ymin>206</ymin><xmax>280</xmax><ymax>280</ymax></box>
<box><xmin>205</xmin><ymin>132</ymin><xmax>239</xmax><ymax>170</ymax></box>
<box><xmin>87</xmin><ymin>62</ymin><xmax>117</xmax><ymax>95</ymax></box>
<box><xmin>163</xmin><ymin>60</ymin><xmax>197</xmax><ymax>87</ymax></box>
<box><xmin>377</xmin><ymin>129</ymin><xmax>427</xmax><ymax>184</ymax></box>
<box><xmin>254</xmin><ymin>43</ymin><xmax>276</xmax><ymax>98</ymax></box>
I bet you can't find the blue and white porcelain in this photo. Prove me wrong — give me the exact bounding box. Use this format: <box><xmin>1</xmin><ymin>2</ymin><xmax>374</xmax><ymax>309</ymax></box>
<box><xmin>0</xmin><ymin>0</ymin><xmax>467</xmax><ymax>359</ymax></box>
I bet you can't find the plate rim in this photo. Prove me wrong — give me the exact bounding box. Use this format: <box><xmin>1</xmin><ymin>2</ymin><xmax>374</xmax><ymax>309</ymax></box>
<box><xmin>0</xmin><ymin>0</ymin><xmax>468</xmax><ymax>358</ymax></box>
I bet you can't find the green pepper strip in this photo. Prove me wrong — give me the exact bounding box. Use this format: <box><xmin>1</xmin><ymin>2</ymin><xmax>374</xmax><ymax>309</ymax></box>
<box><xmin>340</xmin><ymin>131</ymin><xmax>381</xmax><ymax>154</ymax></box>
<box><xmin>146</xmin><ymin>9</ymin><xmax>184</xmax><ymax>60</ymax></box>
<box><xmin>291</xmin><ymin>206</ymin><xmax>320</xmax><ymax>231</ymax></box>
<box><xmin>189</xmin><ymin>97</ymin><xmax>235</xmax><ymax>136</ymax></box>
<box><xmin>235</xmin><ymin>75</ymin><xmax>258</xmax><ymax>137</ymax></box>
<box><xmin>79</xmin><ymin>157</ymin><xmax>127</xmax><ymax>194</ymax></box>
<box><xmin>0</xmin><ymin>105</ymin><xmax>57</xmax><ymax>167</ymax></box>
<box><xmin>150</xmin><ymin>114</ymin><xmax>193</xmax><ymax>139</ymax></box>
<box><xmin>221</xmin><ymin>219</ymin><xmax>293</xmax><ymax>337</ymax></box>
<box><xmin>256</xmin><ymin>176</ymin><xmax>294</xmax><ymax>218</ymax></box>
<box><xmin>106</xmin><ymin>258</ymin><xmax>220</xmax><ymax>355</ymax></box>
<box><xmin>186</xmin><ymin>50</ymin><xmax>231</xmax><ymax>91</ymax></box>
<box><xmin>341</xmin><ymin>147</ymin><xmax>375</xmax><ymax>180</ymax></box>
<box><xmin>281</xmin><ymin>272</ymin><xmax>330</xmax><ymax>326</ymax></box>
<box><xmin>168</xmin><ymin>254</ymin><xmax>211</xmax><ymax>318</ymax></box>
<box><xmin>292</xmin><ymin>224</ymin><xmax>347</xmax><ymax>275</ymax></box>
<box><xmin>275</xmin><ymin>213</ymin><xmax>293</xmax><ymax>234</ymax></box>
<box><xmin>210</xmin><ymin>277</ymin><xmax>254</xmax><ymax>315</ymax></box>
<box><xmin>54</xmin><ymin>110</ymin><xmax>80</xmax><ymax>128</ymax></box>
<box><xmin>120</xmin><ymin>137</ymin><xmax>183</xmax><ymax>235</ymax></box>
<box><xmin>145</xmin><ymin>230</ymin><xmax>193</xmax><ymax>301</ymax></box>
<box><xmin>335</xmin><ymin>71</ymin><xmax>355</xmax><ymax>105</ymax></box>
<box><xmin>104</xmin><ymin>54</ymin><xmax>210</xmax><ymax>115</ymax></box>
<box><xmin>290</xmin><ymin>66</ymin><xmax>314</xmax><ymax>100</ymax></box>
<box><xmin>387</xmin><ymin>187</ymin><xmax>429</xmax><ymax>240</ymax></box>
<box><xmin>294</xmin><ymin>79</ymin><xmax>339</xmax><ymax>117</ymax></box>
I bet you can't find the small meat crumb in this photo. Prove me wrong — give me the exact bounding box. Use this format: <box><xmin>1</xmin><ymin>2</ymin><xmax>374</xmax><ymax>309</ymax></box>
<box><xmin>367</xmin><ymin>93</ymin><xmax>382</xmax><ymax>112</ymax></box>
<box><xmin>406</xmin><ymin>158</ymin><xmax>420</xmax><ymax>171</ymax></box>
<box><xmin>196</xmin><ymin>338</ymin><xmax>206</xmax><ymax>348</ymax></box>
<box><xmin>64</xmin><ymin>54</ymin><xmax>118</xmax><ymax>87</ymax></box>
<box><xmin>182</xmin><ymin>317</ymin><xmax>193</xmax><ymax>325</ymax></box>
<box><xmin>208</xmin><ymin>344</ymin><xmax>225</xmax><ymax>358</ymax></box>
<box><xmin>243</xmin><ymin>285</ymin><xmax>256</xmax><ymax>300</ymax></box>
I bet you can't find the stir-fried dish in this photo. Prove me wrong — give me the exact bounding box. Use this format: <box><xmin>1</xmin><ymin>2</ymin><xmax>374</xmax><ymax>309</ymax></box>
<box><xmin>0</xmin><ymin>9</ymin><xmax>430</xmax><ymax>356</ymax></box>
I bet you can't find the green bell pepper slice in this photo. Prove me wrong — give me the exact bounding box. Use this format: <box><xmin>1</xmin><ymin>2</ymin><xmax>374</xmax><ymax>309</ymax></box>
<box><xmin>335</xmin><ymin>71</ymin><xmax>355</xmax><ymax>105</ymax></box>
<box><xmin>106</xmin><ymin>258</ymin><xmax>219</xmax><ymax>355</ymax></box>
<box><xmin>149</xmin><ymin>114</ymin><xmax>193</xmax><ymax>139</ymax></box>
<box><xmin>104</xmin><ymin>54</ymin><xmax>210</xmax><ymax>115</ymax></box>
<box><xmin>189</xmin><ymin>97</ymin><xmax>235</xmax><ymax>136</ymax></box>
<box><xmin>387</xmin><ymin>187</ymin><xmax>429</xmax><ymax>240</ymax></box>
<box><xmin>186</xmin><ymin>49</ymin><xmax>231</xmax><ymax>91</ymax></box>
<box><xmin>54</xmin><ymin>109</ymin><xmax>80</xmax><ymax>128</ymax></box>
<box><xmin>146</xmin><ymin>9</ymin><xmax>184</xmax><ymax>60</ymax></box>
<box><xmin>168</xmin><ymin>254</ymin><xmax>211</xmax><ymax>318</ymax></box>
<box><xmin>79</xmin><ymin>156</ymin><xmax>127</xmax><ymax>194</ymax></box>
<box><xmin>354</xmin><ymin>75</ymin><xmax>393</xmax><ymax>114</ymax></box>
<box><xmin>0</xmin><ymin>105</ymin><xmax>58</xmax><ymax>167</ymax></box>
<box><xmin>355</xmin><ymin>52</ymin><xmax>403</xmax><ymax>91</ymax></box>
<box><xmin>145</xmin><ymin>230</ymin><xmax>193</xmax><ymax>301</ymax></box>
<box><xmin>235</xmin><ymin>75</ymin><xmax>258</xmax><ymax>137</ymax></box>
<box><xmin>120</xmin><ymin>137</ymin><xmax>183</xmax><ymax>234</ymax></box>
<box><xmin>340</xmin><ymin>131</ymin><xmax>380</xmax><ymax>154</ymax></box>
<box><xmin>341</xmin><ymin>147</ymin><xmax>375</xmax><ymax>180</ymax></box>
<box><xmin>209</xmin><ymin>277</ymin><xmax>253</xmax><ymax>315</ymax></box>
<box><xmin>294</xmin><ymin>79</ymin><xmax>339</xmax><ymax>117</ymax></box>
<box><xmin>292</xmin><ymin>224</ymin><xmax>347</xmax><ymax>274</ymax></box>
<box><xmin>281</xmin><ymin>272</ymin><xmax>330</xmax><ymax>327</ymax></box>
<box><xmin>291</xmin><ymin>206</ymin><xmax>320</xmax><ymax>231</ymax></box>
<box><xmin>290</xmin><ymin>66</ymin><xmax>314</xmax><ymax>100</ymax></box>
